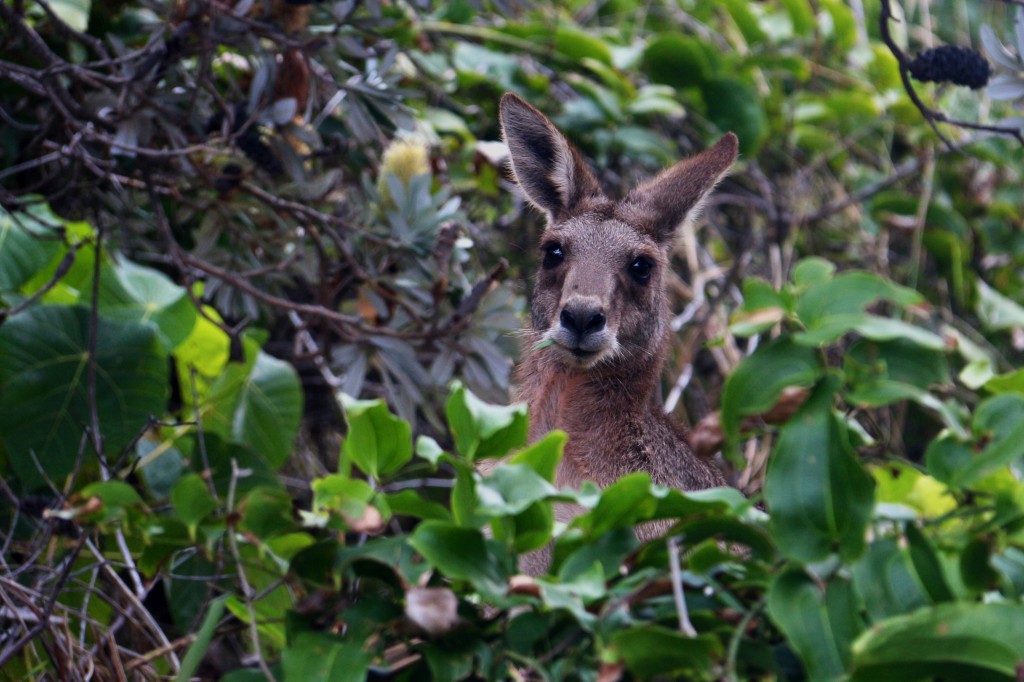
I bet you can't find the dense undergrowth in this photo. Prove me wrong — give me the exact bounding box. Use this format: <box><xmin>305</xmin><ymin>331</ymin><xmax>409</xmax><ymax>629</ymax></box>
<box><xmin>4</xmin><ymin>0</ymin><xmax>1024</xmax><ymax>679</ymax></box>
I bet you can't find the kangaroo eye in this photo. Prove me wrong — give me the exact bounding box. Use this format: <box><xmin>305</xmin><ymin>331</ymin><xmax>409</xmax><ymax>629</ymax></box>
<box><xmin>629</xmin><ymin>256</ymin><xmax>653</xmax><ymax>284</ymax></box>
<box><xmin>542</xmin><ymin>242</ymin><xmax>564</xmax><ymax>270</ymax></box>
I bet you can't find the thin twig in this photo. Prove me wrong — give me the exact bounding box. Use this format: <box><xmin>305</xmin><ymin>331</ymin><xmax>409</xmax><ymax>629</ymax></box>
<box><xmin>667</xmin><ymin>536</ymin><xmax>697</xmax><ymax>637</ymax></box>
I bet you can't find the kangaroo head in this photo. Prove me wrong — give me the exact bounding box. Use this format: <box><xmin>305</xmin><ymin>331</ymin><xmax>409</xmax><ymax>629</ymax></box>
<box><xmin>500</xmin><ymin>93</ymin><xmax>738</xmax><ymax>371</ymax></box>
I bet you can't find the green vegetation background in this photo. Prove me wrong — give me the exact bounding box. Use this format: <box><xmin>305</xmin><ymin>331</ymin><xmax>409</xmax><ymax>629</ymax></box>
<box><xmin>3</xmin><ymin>0</ymin><xmax>1024</xmax><ymax>679</ymax></box>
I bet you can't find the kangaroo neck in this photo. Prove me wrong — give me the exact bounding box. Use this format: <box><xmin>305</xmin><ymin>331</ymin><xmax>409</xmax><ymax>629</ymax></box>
<box><xmin>521</xmin><ymin>351</ymin><xmax>661</xmax><ymax>443</ymax></box>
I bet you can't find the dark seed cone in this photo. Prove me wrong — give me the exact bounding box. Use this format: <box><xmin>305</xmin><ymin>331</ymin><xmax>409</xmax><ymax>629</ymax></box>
<box><xmin>908</xmin><ymin>45</ymin><xmax>992</xmax><ymax>89</ymax></box>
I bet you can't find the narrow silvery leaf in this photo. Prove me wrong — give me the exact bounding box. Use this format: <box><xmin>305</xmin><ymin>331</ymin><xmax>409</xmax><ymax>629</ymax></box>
<box><xmin>1016</xmin><ymin>8</ymin><xmax>1024</xmax><ymax>60</ymax></box>
<box><xmin>986</xmin><ymin>74</ymin><xmax>1024</xmax><ymax>101</ymax></box>
<box><xmin>112</xmin><ymin>120</ymin><xmax>139</xmax><ymax>158</ymax></box>
<box><xmin>270</xmin><ymin>97</ymin><xmax>298</xmax><ymax>125</ymax></box>
<box><xmin>981</xmin><ymin>25</ymin><xmax>1020</xmax><ymax>72</ymax></box>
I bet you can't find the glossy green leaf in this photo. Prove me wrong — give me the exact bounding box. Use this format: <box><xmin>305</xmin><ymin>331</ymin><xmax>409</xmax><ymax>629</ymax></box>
<box><xmin>0</xmin><ymin>305</ymin><xmax>168</xmax><ymax>490</ymax></box>
<box><xmin>311</xmin><ymin>475</ymin><xmax>375</xmax><ymax>527</ymax></box>
<box><xmin>446</xmin><ymin>381</ymin><xmax>527</xmax><ymax>460</ymax></box>
<box><xmin>408</xmin><ymin>521</ymin><xmax>506</xmax><ymax>598</ymax></box>
<box><xmin>282</xmin><ymin>632</ymin><xmax>371</xmax><ymax>682</ymax></box>
<box><xmin>951</xmin><ymin>395</ymin><xmax>1024</xmax><ymax>487</ymax></box>
<box><xmin>905</xmin><ymin>523</ymin><xmax>956</xmax><ymax>604</ymax></box>
<box><xmin>795</xmin><ymin>271</ymin><xmax>922</xmax><ymax>326</ymax></box>
<box><xmin>204</xmin><ymin>335</ymin><xmax>301</xmax><ymax>470</ymax></box>
<box><xmin>0</xmin><ymin>205</ymin><xmax>62</xmax><ymax>292</ymax></box>
<box><xmin>768</xmin><ymin>567</ymin><xmax>862</xmax><ymax>682</ymax></box>
<box><xmin>240</xmin><ymin>486</ymin><xmax>295</xmax><ymax>540</ymax></box>
<box><xmin>385</xmin><ymin>489</ymin><xmax>451</xmax><ymax>521</ymax></box>
<box><xmin>477</xmin><ymin>463</ymin><xmax>557</xmax><ymax>516</ymax></box>
<box><xmin>608</xmin><ymin>627</ymin><xmax>719</xmax><ymax>679</ymax></box>
<box><xmin>176</xmin><ymin>596</ymin><xmax>227</xmax><ymax>682</ymax></box>
<box><xmin>172</xmin><ymin>473</ymin><xmax>218</xmax><ymax>536</ymax></box>
<box><xmin>340</xmin><ymin>395</ymin><xmax>412</xmax><ymax>480</ymax></box>
<box><xmin>720</xmin><ymin>337</ymin><xmax>822</xmax><ymax>457</ymax></box>
<box><xmin>642</xmin><ymin>33</ymin><xmax>716</xmax><ymax>88</ymax></box>
<box><xmin>233</xmin><ymin>352</ymin><xmax>302</xmax><ymax>469</ymax></box>
<box><xmin>851</xmin><ymin>603</ymin><xmax>1024</xmax><ymax>682</ymax></box>
<box><xmin>796</xmin><ymin>314</ymin><xmax>945</xmax><ymax>351</ymax></box>
<box><xmin>852</xmin><ymin>539</ymin><xmax>930</xmax><ymax>622</ymax></box>
<box><xmin>764</xmin><ymin>378</ymin><xmax>875</xmax><ymax>562</ymax></box>
<box><xmin>509</xmin><ymin>430</ymin><xmax>565</xmax><ymax>483</ymax></box>
<box><xmin>48</xmin><ymin>0</ymin><xmax>91</xmax><ymax>31</ymax></box>
<box><xmin>702</xmin><ymin>77</ymin><xmax>767</xmax><ymax>155</ymax></box>
<box><xmin>98</xmin><ymin>259</ymin><xmax>197</xmax><ymax>350</ymax></box>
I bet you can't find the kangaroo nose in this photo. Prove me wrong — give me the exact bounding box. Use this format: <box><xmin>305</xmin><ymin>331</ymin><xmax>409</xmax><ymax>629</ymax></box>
<box><xmin>560</xmin><ymin>306</ymin><xmax>606</xmax><ymax>337</ymax></box>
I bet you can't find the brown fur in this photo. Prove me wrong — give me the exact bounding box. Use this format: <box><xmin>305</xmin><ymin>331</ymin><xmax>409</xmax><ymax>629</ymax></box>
<box><xmin>499</xmin><ymin>93</ymin><xmax>738</xmax><ymax>573</ymax></box>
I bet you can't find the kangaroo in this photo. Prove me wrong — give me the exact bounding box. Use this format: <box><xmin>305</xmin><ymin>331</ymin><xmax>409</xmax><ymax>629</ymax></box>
<box><xmin>499</xmin><ymin>93</ymin><xmax>737</xmax><ymax>572</ymax></box>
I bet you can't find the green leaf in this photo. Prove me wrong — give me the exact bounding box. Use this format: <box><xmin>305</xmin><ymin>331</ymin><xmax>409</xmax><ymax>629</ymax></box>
<box><xmin>282</xmin><ymin>632</ymin><xmax>371</xmax><ymax>682</ymax></box>
<box><xmin>340</xmin><ymin>395</ymin><xmax>412</xmax><ymax>480</ymax></box>
<box><xmin>176</xmin><ymin>596</ymin><xmax>227</xmax><ymax>682</ymax></box>
<box><xmin>233</xmin><ymin>352</ymin><xmax>302</xmax><ymax>469</ymax></box>
<box><xmin>764</xmin><ymin>377</ymin><xmax>875</xmax><ymax>562</ymax></box>
<box><xmin>78</xmin><ymin>480</ymin><xmax>144</xmax><ymax>522</ymax></box>
<box><xmin>311</xmin><ymin>475</ymin><xmax>375</xmax><ymax>527</ymax></box>
<box><xmin>0</xmin><ymin>306</ymin><xmax>168</xmax><ymax>490</ymax></box>
<box><xmin>977</xmin><ymin>280</ymin><xmax>1024</xmax><ymax>331</ymax></box>
<box><xmin>509</xmin><ymin>430</ymin><xmax>565</xmax><ymax>483</ymax></box>
<box><xmin>905</xmin><ymin>523</ymin><xmax>956</xmax><ymax>604</ymax></box>
<box><xmin>445</xmin><ymin>381</ymin><xmax>527</xmax><ymax>460</ymax></box>
<box><xmin>240</xmin><ymin>486</ymin><xmax>295</xmax><ymax>540</ymax></box>
<box><xmin>852</xmin><ymin>539</ymin><xmax>930</xmax><ymax>622</ymax></box>
<box><xmin>768</xmin><ymin>567</ymin><xmax>862</xmax><ymax>682</ymax></box>
<box><xmin>796</xmin><ymin>314</ymin><xmax>945</xmax><ymax>351</ymax></box>
<box><xmin>580</xmin><ymin>473</ymin><xmax>659</xmax><ymax>538</ymax></box>
<box><xmin>795</xmin><ymin>271</ymin><xmax>922</xmax><ymax>326</ymax></box>
<box><xmin>0</xmin><ymin>205</ymin><xmax>62</xmax><ymax>292</ymax></box>
<box><xmin>48</xmin><ymin>0</ymin><xmax>91</xmax><ymax>31</ymax></box>
<box><xmin>720</xmin><ymin>0</ymin><xmax>768</xmax><ymax>45</ymax></box>
<box><xmin>415</xmin><ymin>435</ymin><xmax>445</xmax><ymax>467</ymax></box>
<box><xmin>851</xmin><ymin>603</ymin><xmax>1024</xmax><ymax>682</ymax></box>
<box><xmin>408</xmin><ymin>521</ymin><xmax>506</xmax><ymax>598</ymax></box>
<box><xmin>729</xmin><ymin>278</ymin><xmax>788</xmax><ymax>336</ymax></box>
<box><xmin>477</xmin><ymin>463</ymin><xmax>557</xmax><ymax>516</ymax></box>
<box><xmin>204</xmin><ymin>336</ymin><xmax>301</xmax><ymax>470</ymax></box>
<box><xmin>98</xmin><ymin>259</ymin><xmax>197</xmax><ymax>350</ymax></box>
<box><xmin>172</xmin><ymin>473</ymin><xmax>218</xmax><ymax>537</ymax></box>
<box><xmin>720</xmin><ymin>337</ymin><xmax>822</xmax><ymax>457</ymax></box>
<box><xmin>642</xmin><ymin>33</ymin><xmax>716</xmax><ymax>88</ymax></box>
<box><xmin>136</xmin><ymin>437</ymin><xmax>185</xmax><ymax>499</ymax></box>
<box><xmin>951</xmin><ymin>395</ymin><xmax>1024</xmax><ymax>487</ymax></box>
<box><xmin>702</xmin><ymin>77</ymin><xmax>768</xmax><ymax>155</ymax></box>
<box><xmin>385</xmin><ymin>489</ymin><xmax>451</xmax><ymax>521</ymax></box>
<box><xmin>608</xmin><ymin>626</ymin><xmax>719</xmax><ymax>679</ymax></box>
<box><xmin>793</xmin><ymin>257</ymin><xmax>836</xmax><ymax>287</ymax></box>
<box><xmin>845</xmin><ymin>338</ymin><xmax>950</xmax><ymax>390</ymax></box>
<box><xmin>780</xmin><ymin>0</ymin><xmax>815</xmax><ymax>36</ymax></box>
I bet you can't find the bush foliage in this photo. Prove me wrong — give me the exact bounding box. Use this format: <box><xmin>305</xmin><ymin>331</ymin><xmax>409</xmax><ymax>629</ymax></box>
<box><xmin>3</xmin><ymin>0</ymin><xmax>1024</xmax><ymax>680</ymax></box>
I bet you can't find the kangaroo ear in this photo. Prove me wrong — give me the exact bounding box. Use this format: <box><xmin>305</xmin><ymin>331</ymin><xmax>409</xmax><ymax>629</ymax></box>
<box><xmin>500</xmin><ymin>93</ymin><xmax>602</xmax><ymax>220</ymax></box>
<box><xmin>626</xmin><ymin>133</ymin><xmax>738</xmax><ymax>243</ymax></box>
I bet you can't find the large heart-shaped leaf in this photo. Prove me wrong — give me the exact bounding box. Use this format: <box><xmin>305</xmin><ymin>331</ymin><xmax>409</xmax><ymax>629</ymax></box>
<box><xmin>0</xmin><ymin>305</ymin><xmax>168</xmax><ymax>489</ymax></box>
